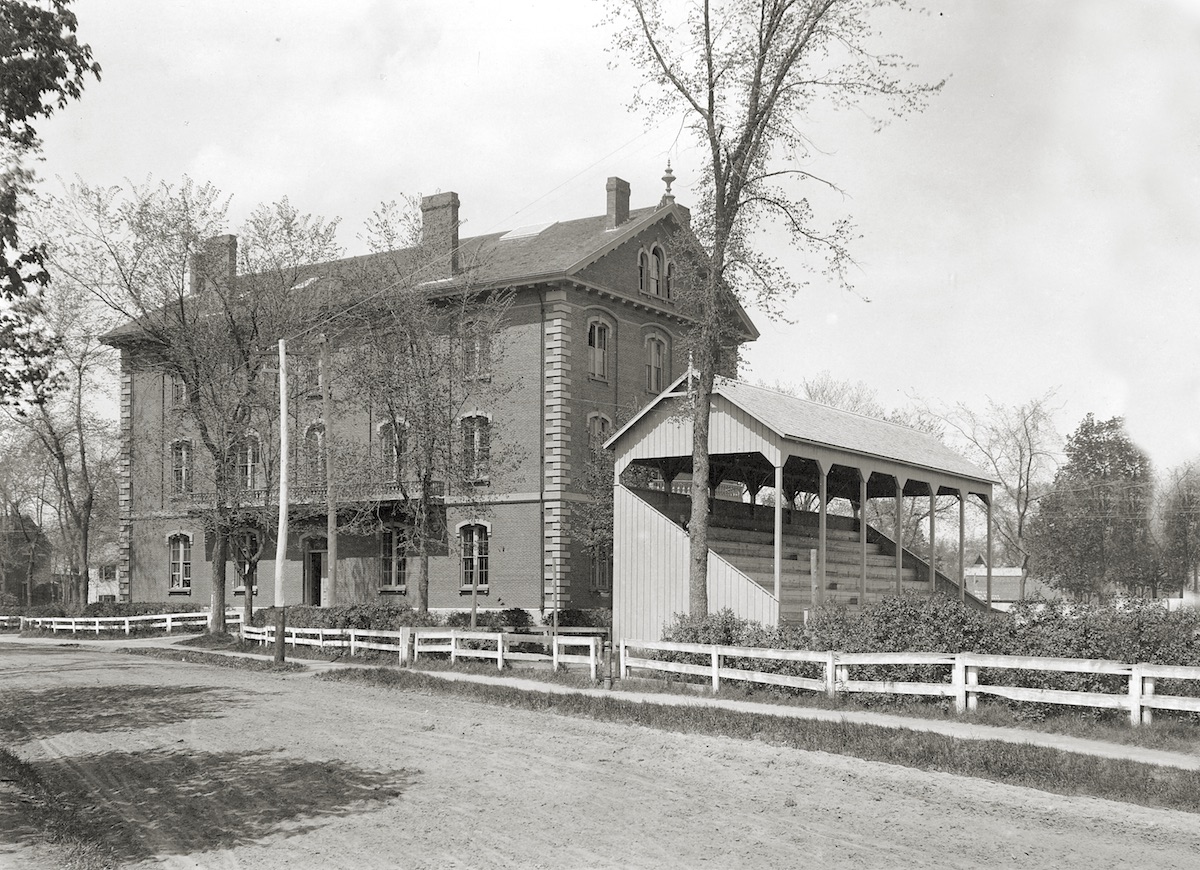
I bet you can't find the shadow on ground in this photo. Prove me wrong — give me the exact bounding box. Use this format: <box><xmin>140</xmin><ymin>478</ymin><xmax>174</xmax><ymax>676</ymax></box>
<box><xmin>0</xmin><ymin>748</ymin><xmax>417</xmax><ymax>864</ymax></box>
<box><xmin>0</xmin><ymin>684</ymin><xmax>245</xmax><ymax>741</ymax></box>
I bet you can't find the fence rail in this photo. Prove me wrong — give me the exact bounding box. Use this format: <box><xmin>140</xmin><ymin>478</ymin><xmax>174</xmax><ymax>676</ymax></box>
<box><xmin>16</xmin><ymin>610</ymin><xmax>246</xmax><ymax>636</ymax></box>
<box><xmin>620</xmin><ymin>639</ymin><xmax>1200</xmax><ymax>726</ymax></box>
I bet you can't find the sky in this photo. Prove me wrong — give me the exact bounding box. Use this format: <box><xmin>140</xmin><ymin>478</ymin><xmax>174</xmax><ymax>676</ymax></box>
<box><xmin>29</xmin><ymin>0</ymin><xmax>1200</xmax><ymax>469</ymax></box>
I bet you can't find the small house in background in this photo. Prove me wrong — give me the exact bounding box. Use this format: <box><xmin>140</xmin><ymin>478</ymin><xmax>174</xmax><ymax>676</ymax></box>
<box><xmin>962</xmin><ymin>561</ymin><xmax>1057</xmax><ymax>611</ymax></box>
<box><xmin>88</xmin><ymin>542</ymin><xmax>121</xmax><ymax>604</ymax></box>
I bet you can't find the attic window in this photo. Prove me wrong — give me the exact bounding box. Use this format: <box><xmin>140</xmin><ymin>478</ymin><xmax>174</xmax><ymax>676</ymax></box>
<box><xmin>498</xmin><ymin>222</ymin><xmax>555</xmax><ymax>241</ymax></box>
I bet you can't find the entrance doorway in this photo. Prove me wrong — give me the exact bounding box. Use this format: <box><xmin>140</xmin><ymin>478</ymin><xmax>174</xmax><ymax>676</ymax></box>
<box><xmin>304</xmin><ymin>536</ymin><xmax>328</xmax><ymax>606</ymax></box>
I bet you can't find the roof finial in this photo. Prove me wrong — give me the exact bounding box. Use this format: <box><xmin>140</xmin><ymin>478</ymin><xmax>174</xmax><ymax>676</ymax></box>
<box><xmin>661</xmin><ymin>163</ymin><xmax>676</xmax><ymax>206</ymax></box>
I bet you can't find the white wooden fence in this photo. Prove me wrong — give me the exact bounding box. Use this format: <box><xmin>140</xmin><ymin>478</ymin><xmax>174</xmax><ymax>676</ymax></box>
<box><xmin>16</xmin><ymin>610</ymin><xmax>245</xmax><ymax>636</ymax></box>
<box><xmin>240</xmin><ymin>624</ymin><xmax>603</xmax><ymax>678</ymax></box>
<box><xmin>620</xmin><ymin>639</ymin><xmax>1200</xmax><ymax>726</ymax></box>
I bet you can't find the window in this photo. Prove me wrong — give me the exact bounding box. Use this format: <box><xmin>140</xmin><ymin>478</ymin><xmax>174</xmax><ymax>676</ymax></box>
<box><xmin>237</xmin><ymin>435</ymin><xmax>260</xmax><ymax>490</ymax></box>
<box><xmin>664</xmin><ymin>261</ymin><xmax>675</xmax><ymax>300</ymax></box>
<box><xmin>645</xmin><ymin>336</ymin><xmax>666</xmax><ymax>392</ymax></box>
<box><xmin>233</xmin><ymin>531</ymin><xmax>259</xmax><ymax>594</ymax></box>
<box><xmin>98</xmin><ymin>594</ymin><xmax>117</xmax><ymax>604</ymax></box>
<box><xmin>169</xmin><ymin>373</ymin><xmax>187</xmax><ymax>407</ymax></box>
<box><xmin>590</xmin><ymin>541</ymin><xmax>613</xmax><ymax>594</ymax></box>
<box><xmin>168</xmin><ymin>533</ymin><xmax>192</xmax><ymax>593</ymax></box>
<box><xmin>463</xmin><ymin>327</ymin><xmax>491</xmax><ymax>380</ymax></box>
<box><xmin>381</xmin><ymin>527</ymin><xmax>408</xmax><ymax>591</ymax></box>
<box><xmin>461</xmin><ymin>415</ymin><xmax>490</xmax><ymax>483</ymax></box>
<box><xmin>649</xmin><ymin>246</ymin><xmax>664</xmax><ymax>296</ymax></box>
<box><xmin>459</xmin><ymin>524</ymin><xmax>489</xmax><ymax>591</ymax></box>
<box><xmin>171</xmin><ymin>441</ymin><xmax>192</xmax><ymax>494</ymax></box>
<box><xmin>380</xmin><ymin>422</ymin><xmax>406</xmax><ymax>484</ymax></box>
<box><xmin>587</xmin><ymin>320</ymin><xmax>609</xmax><ymax>380</ymax></box>
<box><xmin>638</xmin><ymin>250</ymin><xmax>649</xmax><ymax>293</ymax></box>
<box><xmin>301</xmin><ymin>360</ymin><xmax>321</xmax><ymax>396</ymax></box>
<box><xmin>304</xmin><ymin>423</ymin><xmax>325</xmax><ymax>483</ymax></box>
<box><xmin>588</xmin><ymin>413</ymin><xmax>612</xmax><ymax>446</ymax></box>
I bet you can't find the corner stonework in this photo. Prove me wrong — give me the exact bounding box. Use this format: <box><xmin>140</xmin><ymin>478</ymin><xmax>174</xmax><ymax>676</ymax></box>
<box><xmin>543</xmin><ymin>288</ymin><xmax>573</xmax><ymax>609</ymax></box>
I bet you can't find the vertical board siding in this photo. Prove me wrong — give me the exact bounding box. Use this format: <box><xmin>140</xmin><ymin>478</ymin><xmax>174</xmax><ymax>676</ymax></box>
<box><xmin>613</xmin><ymin>485</ymin><xmax>779</xmax><ymax>644</ymax></box>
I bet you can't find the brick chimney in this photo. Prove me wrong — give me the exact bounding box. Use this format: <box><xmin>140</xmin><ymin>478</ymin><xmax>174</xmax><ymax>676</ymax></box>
<box><xmin>189</xmin><ymin>234</ymin><xmax>237</xmax><ymax>294</ymax></box>
<box><xmin>420</xmin><ymin>192</ymin><xmax>460</xmax><ymax>278</ymax></box>
<box><xmin>606</xmin><ymin>177</ymin><xmax>630</xmax><ymax>230</ymax></box>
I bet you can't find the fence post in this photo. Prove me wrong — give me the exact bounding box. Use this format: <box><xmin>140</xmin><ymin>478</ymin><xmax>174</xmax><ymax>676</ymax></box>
<box><xmin>165</xmin><ymin>614</ymin><xmax>173</xmax><ymax>634</ymax></box>
<box><xmin>952</xmin><ymin>655</ymin><xmax>966</xmax><ymax>714</ymax></box>
<box><xmin>398</xmin><ymin>627</ymin><xmax>411</xmax><ymax>665</ymax></box>
<box><xmin>711</xmin><ymin>647</ymin><xmax>721</xmax><ymax>693</ymax></box>
<box><xmin>620</xmin><ymin>640</ymin><xmax>628</xmax><ymax>679</ymax></box>
<box><xmin>350</xmin><ymin>631</ymin><xmax>358</xmax><ymax>657</ymax></box>
<box><xmin>591</xmin><ymin>638</ymin><xmax>599</xmax><ymax>683</ymax></box>
<box><xmin>497</xmin><ymin>633</ymin><xmax>505</xmax><ymax>671</ymax></box>
<box><xmin>1142</xmin><ymin>673</ymin><xmax>1156</xmax><ymax>726</ymax></box>
<box><xmin>450</xmin><ymin>630</ymin><xmax>458</xmax><ymax>665</ymax></box>
<box><xmin>824</xmin><ymin>650</ymin><xmax>837</xmax><ymax>698</ymax></box>
<box><xmin>966</xmin><ymin>663</ymin><xmax>978</xmax><ymax>712</ymax></box>
<box><xmin>552</xmin><ymin>635</ymin><xmax>560</xmax><ymax>672</ymax></box>
<box><xmin>124</xmin><ymin>618</ymin><xmax>131</xmax><ymax>636</ymax></box>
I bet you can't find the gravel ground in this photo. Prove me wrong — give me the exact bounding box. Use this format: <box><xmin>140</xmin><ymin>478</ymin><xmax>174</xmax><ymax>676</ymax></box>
<box><xmin>2</xmin><ymin>641</ymin><xmax>1199</xmax><ymax>869</ymax></box>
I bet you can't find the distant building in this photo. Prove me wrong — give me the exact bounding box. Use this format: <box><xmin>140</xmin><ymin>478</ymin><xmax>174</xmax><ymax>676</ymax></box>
<box><xmin>963</xmin><ymin>563</ymin><xmax>1057</xmax><ymax>611</ymax></box>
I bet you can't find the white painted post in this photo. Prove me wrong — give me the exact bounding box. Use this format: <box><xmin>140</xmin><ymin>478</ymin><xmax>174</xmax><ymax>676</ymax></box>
<box><xmin>809</xmin><ymin>549</ymin><xmax>818</xmax><ymax>608</ymax></box>
<box><xmin>589</xmin><ymin>637</ymin><xmax>598</xmax><ymax>682</ymax></box>
<box><xmin>552</xmin><ymin>635</ymin><xmax>560</xmax><ymax>672</ymax></box>
<box><xmin>711</xmin><ymin>647</ymin><xmax>721</xmax><ymax>693</ymax></box>
<box><xmin>620</xmin><ymin>640</ymin><xmax>628</xmax><ymax>679</ymax></box>
<box><xmin>497</xmin><ymin>633</ymin><xmax>505</xmax><ymax>671</ymax></box>
<box><xmin>824</xmin><ymin>650</ymin><xmax>837</xmax><ymax>697</ymax></box>
<box><xmin>450</xmin><ymin>630</ymin><xmax>458</xmax><ymax>665</ymax></box>
<box><xmin>1128</xmin><ymin>666</ymin><xmax>1143</xmax><ymax>727</ymax></box>
<box><xmin>399</xmin><ymin>627</ymin><xmax>411</xmax><ymax>665</ymax></box>
<box><xmin>1143</xmin><ymin>675</ymin><xmax>1156</xmax><ymax>726</ymax></box>
<box><xmin>350</xmin><ymin>631</ymin><xmax>358</xmax><ymax>657</ymax></box>
<box><xmin>966</xmin><ymin>664</ymin><xmax>978</xmax><ymax>712</ymax></box>
<box><xmin>165</xmin><ymin>615</ymin><xmax>173</xmax><ymax>634</ymax></box>
<box><xmin>124</xmin><ymin>618</ymin><xmax>131</xmax><ymax>636</ymax></box>
<box><xmin>835</xmin><ymin>662</ymin><xmax>849</xmax><ymax>689</ymax></box>
<box><xmin>952</xmin><ymin>656</ymin><xmax>966</xmax><ymax>714</ymax></box>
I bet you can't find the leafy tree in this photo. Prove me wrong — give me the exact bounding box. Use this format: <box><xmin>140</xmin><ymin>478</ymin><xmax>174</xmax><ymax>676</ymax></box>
<box><xmin>932</xmin><ymin>392</ymin><xmax>1061</xmax><ymax>598</ymax></box>
<box><xmin>607</xmin><ymin>0</ymin><xmax>942</xmax><ymax>613</ymax></box>
<box><xmin>45</xmin><ymin>177</ymin><xmax>339</xmax><ymax>632</ymax></box>
<box><xmin>1159</xmin><ymin>461</ymin><xmax>1200</xmax><ymax>594</ymax></box>
<box><xmin>1029</xmin><ymin>414</ymin><xmax>1158</xmax><ymax>600</ymax></box>
<box><xmin>0</xmin><ymin>0</ymin><xmax>99</xmax><ymax>405</ymax></box>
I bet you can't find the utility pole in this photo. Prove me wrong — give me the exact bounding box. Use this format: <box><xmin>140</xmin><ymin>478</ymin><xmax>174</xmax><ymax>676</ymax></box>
<box><xmin>273</xmin><ymin>338</ymin><xmax>288</xmax><ymax>663</ymax></box>
<box><xmin>320</xmin><ymin>334</ymin><xmax>338</xmax><ymax>604</ymax></box>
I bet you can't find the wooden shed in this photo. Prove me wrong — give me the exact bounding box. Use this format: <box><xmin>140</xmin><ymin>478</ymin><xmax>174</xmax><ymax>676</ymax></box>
<box><xmin>606</xmin><ymin>374</ymin><xmax>998</xmax><ymax>644</ymax></box>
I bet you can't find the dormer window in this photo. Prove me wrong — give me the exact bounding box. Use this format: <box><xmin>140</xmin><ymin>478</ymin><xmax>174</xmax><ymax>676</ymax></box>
<box><xmin>639</xmin><ymin>246</ymin><xmax>669</xmax><ymax>299</ymax></box>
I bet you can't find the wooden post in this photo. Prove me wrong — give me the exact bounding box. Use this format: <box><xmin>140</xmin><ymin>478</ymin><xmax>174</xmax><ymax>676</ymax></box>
<box><xmin>824</xmin><ymin>650</ymin><xmax>837</xmax><ymax>698</ymax></box>
<box><xmin>1128</xmin><ymin>666</ymin><xmax>1143</xmax><ymax>727</ymax></box>
<box><xmin>497</xmin><ymin>633</ymin><xmax>505</xmax><ymax>671</ymax></box>
<box><xmin>985</xmin><ymin>496</ymin><xmax>994</xmax><ymax>609</ymax></box>
<box><xmin>958</xmin><ymin>492</ymin><xmax>966</xmax><ymax>603</ymax></box>
<box><xmin>320</xmin><ymin>335</ymin><xmax>337</xmax><ymax>606</ymax></box>
<box><xmin>952</xmin><ymin>655</ymin><xmax>966</xmax><ymax>714</ymax></box>
<box><xmin>809</xmin><ymin>549</ymin><xmax>818</xmax><ymax>610</ymax></box>
<box><xmin>966</xmin><ymin>664</ymin><xmax>978</xmax><ymax>712</ymax></box>
<box><xmin>711</xmin><ymin>647</ymin><xmax>721</xmax><ymax>693</ymax></box>
<box><xmin>274</xmin><ymin>339</ymin><xmax>289</xmax><ymax>608</ymax></box>
<box><xmin>273</xmin><ymin>607</ymin><xmax>285</xmax><ymax>663</ymax></box>
<box><xmin>773</xmin><ymin>463</ymin><xmax>783</xmax><ymax>602</ymax></box>
<box><xmin>818</xmin><ymin>462</ymin><xmax>828</xmax><ymax>603</ymax></box>
<box><xmin>894</xmin><ymin>478</ymin><xmax>905</xmax><ymax>595</ymax></box>
<box><xmin>928</xmin><ymin>490</ymin><xmax>936</xmax><ymax>590</ymax></box>
<box><xmin>859</xmin><ymin>471</ymin><xmax>868</xmax><ymax>605</ymax></box>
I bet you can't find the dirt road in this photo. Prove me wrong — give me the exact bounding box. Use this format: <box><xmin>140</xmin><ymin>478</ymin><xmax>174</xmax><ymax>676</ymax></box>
<box><xmin>1</xmin><ymin>643</ymin><xmax>1198</xmax><ymax>869</ymax></box>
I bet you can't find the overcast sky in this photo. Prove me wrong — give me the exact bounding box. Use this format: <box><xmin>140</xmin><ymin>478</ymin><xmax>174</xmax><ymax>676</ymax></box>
<box><xmin>31</xmin><ymin>0</ymin><xmax>1200</xmax><ymax>469</ymax></box>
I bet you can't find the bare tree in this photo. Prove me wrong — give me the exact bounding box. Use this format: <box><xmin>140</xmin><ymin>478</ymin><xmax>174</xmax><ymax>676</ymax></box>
<box><xmin>45</xmin><ymin>178</ymin><xmax>340</xmax><ymax>631</ymax></box>
<box><xmin>931</xmin><ymin>393</ymin><xmax>1060</xmax><ymax>598</ymax></box>
<box><xmin>337</xmin><ymin>199</ymin><xmax>518</xmax><ymax>621</ymax></box>
<box><xmin>608</xmin><ymin>0</ymin><xmax>942</xmax><ymax>612</ymax></box>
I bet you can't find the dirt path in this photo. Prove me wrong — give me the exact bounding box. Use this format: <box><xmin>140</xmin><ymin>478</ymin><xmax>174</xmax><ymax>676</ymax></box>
<box><xmin>2</xmin><ymin>643</ymin><xmax>1199</xmax><ymax>869</ymax></box>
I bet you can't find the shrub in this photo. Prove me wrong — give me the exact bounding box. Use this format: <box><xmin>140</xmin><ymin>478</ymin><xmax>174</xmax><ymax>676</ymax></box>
<box><xmin>252</xmin><ymin>604</ymin><xmax>443</xmax><ymax>630</ymax></box>
<box><xmin>543</xmin><ymin>608</ymin><xmax>612</xmax><ymax>628</ymax></box>
<box><xmin>80</xmin><ymin>601</ymin><xmax>204</xmax><ymax>618</ymax></box>
<box><xmin>446</xmin><ymin>608</ymin><xmax>535</xmax><ymax>630</ymax></box>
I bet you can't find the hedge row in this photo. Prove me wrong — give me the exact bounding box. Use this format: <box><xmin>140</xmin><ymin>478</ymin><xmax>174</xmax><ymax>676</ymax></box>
<box><xmin>249</xmin><ymin>605</ymin><xmax>611</xmax><ymax>632</ymax></box>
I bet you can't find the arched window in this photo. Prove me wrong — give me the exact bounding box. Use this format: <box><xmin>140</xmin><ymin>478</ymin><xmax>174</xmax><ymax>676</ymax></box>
<box><xmin>649</xmin><ymin>246</ymin><xmax>664</xmax><ymax>296</ymax></box>
<box><xmin>645</xmin><ymin>335</ymin><xmax>667</xmax><ymax>393</ymax></box>
<box><xmin>167</xmin><ymin>533</ymin><xmax>192</xmax><ymax>593</ymax></box>
<box><xmin>460</xmin><ymin>415</ymin><xmax>491</xmax><ymax>484</ymax></box>
<box><xmin>237</xmin><ymin>435</ymin><xmax>260</xmax><ymax>490</ymax></box>
<box><xmin>459</xmin><ymin>523</ymin><xmax>490</xmax><ymax>591</ymax></box>
<box><xmin>463</xmin><ymin>322</ymin><xmax>492</xmax><ymax>380</ymax></box>
<box><xmin>664</xmin><ymin>261</ymin><xmax>675</xmax><ymax>300</ymax></box>
<box><xmin>171</xmin><ymin>440</ymin><xmax>192</xmax><ymax>494</ymax></box>
<box><xmin>169</xmin><ymin>373</ymin><xmax>187</xmax><ymax>407</ymax></box>
<box><xmin>638</xmin><ymin>250</ymin><xmax>650</xmax><ymax>293</ymax></box>
<box><xmin>379</xmin><ymin>421</ymin><xmax>406</xmax><ymax>484</ymax></box>
<box><xmin>381</xmin><ymin>527</ymin><xmax>408</xmax><ymax>591</ymax></box>
<box><xmin>587</xmin><ymin>412</ymin><xmax>612</xmax><ymax>446</ymax></box>
<box><xmin>587</xmin><ymin>319</ymin><xmax>609</xmax><ymax>380</ymax></box>
<box><xmin>304</xmin><ymin>423</ymin><xmax>325</xmax><ymax>483</ymax></box>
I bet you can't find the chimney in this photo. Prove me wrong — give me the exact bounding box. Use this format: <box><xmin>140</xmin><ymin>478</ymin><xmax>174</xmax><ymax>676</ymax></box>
<box><xmin>606</xmin><ymin>177</ymin><xmax>630</xmax><ymax>230</ymax></box>
<box><xmin>189</xmin><ymin>234</ymin><xmax>237</xmax><ymax>294</ymax></box>
<box><xmin>420</xmin><ymin>192</ymin><xmax>460</xmax><ymax>278</ymax></box>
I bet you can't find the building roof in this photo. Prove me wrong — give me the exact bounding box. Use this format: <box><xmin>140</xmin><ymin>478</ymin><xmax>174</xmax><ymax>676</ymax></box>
<box><xmin>717</xmin><ymin>380</ymin><xmax>995</xmax><ymax>484</ymax></box>
<box><xmin>102</xmin><ymin>195</ymin><xmax>760</xmax><ymax>345</ymax></box>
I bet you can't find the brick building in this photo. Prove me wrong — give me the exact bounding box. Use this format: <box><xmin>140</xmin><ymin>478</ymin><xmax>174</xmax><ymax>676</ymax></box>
<box><xmin>104</xmin><ymin>174</ymin><xmax>757</xmax><ymax>615</ymax></box>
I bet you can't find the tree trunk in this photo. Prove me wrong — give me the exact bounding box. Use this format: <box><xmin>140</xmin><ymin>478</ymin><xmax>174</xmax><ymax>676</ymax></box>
<box><xmin>210</xmin><ymin>531</ymin><xmax>228</xmax><ymax>633</ymax></box>
<box><xmin>242</xmin><ymin>565</ymin><xmax>254</xmax><ymax>636</ymax></box>
<box><xmin>687</xmin><ymin>364</ymin><xmax>714</xmax><ymax>616</ymax></box>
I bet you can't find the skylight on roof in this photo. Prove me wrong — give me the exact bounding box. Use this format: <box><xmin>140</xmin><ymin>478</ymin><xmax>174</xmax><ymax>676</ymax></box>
<box><xmin>498</xmin><ymin>221</ymin><xmax>555</xmax><ymax>241</ymax></box>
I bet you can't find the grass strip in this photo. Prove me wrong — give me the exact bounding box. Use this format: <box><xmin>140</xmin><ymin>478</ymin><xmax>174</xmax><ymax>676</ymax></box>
<box><xmin>0</xmin><ymin>747</ymin><xmax>118</xmax><ymax>870</ymax></box>
<box><xmin>119</xmin><ymin>646</ymin><xmax>305</xmax><ymax>672</ymax></box>
<box><xmin>321</xmin><ymin>667</ymin><xmax>1200</xmax><ymax>815</ymax></box>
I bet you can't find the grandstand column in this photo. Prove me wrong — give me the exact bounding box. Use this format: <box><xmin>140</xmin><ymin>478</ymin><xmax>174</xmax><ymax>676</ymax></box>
<box><xmin>859</xmin><ymin>470</ymin><xmax>868</xmax><ymax>604</ymax></box>
<box><xmin>894</xmin><ymin>476</ymin><xmax>907</xmax><ymax>594</ymax></box>
<box><xmin>928</xmin><ymin>488</ymin><xmax>936</xmax><ymax>589</ymax></box>
<box><xmin>958</xmin><ymin>490</ymin><xmax>966</xmax><ymax>603</ymax></box>
<box><xmin>985</xmin><ymin>495</ymin><xmax>994</xmax><ymax>608</ymax></box>
<box><xmin>773</xmin><ymin>463</ymin><xmax>783</xmax><ymax>601</ymax></box>
<box><xmin>817</xmin><ymin>460</ymin><xmax>828</xmax><ymax>604</ymax></box>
